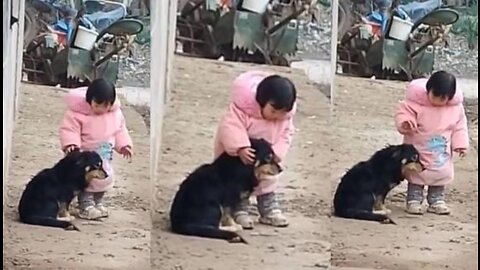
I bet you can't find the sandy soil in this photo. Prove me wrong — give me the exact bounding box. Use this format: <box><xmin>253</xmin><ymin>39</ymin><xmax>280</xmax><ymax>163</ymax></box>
<box><xmin>3</xmin><ymin>84</ymin><xmax>151</xmax><ymax>269</ymax></box>
<box><xmin>151</xmin><ymin>56</ymin><xmax>333</xmax><ymax>269</ymax></box>
<box><xmin>331</xmin><ymin>76</ymin><xmax>478</xmax><ymax>270</ymax></box>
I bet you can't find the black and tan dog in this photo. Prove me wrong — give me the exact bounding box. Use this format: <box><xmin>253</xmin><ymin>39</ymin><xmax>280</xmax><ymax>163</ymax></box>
<box><xmin>18</xmin><ymin>150</ymin><xmax>107</xmax><ymax>230</ymax></box>
<box><xmin>333</xmin><ymin>144</ymin><xmax>424</xmax><ymax>224</ymax></box>
<box><xmin>170</xmin><ymin>138</ymin><xmax>282</xmax><ymax>243</ymax></box>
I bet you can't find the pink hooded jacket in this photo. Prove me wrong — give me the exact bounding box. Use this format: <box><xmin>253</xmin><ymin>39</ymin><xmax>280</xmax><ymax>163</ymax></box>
<box><xmin>214</xmin><ymin>70</ymin><xmax>296</xmax><ymax>195</ymax></box>
<box><xmin>394</xmin><ymin>78</ymin><xmax>469</xmax><ymax>186</ymax></box>
<box><xmin>59</xmin><ymin>87</ymin><xmax>132</xmax><ymax>192</ymax></box>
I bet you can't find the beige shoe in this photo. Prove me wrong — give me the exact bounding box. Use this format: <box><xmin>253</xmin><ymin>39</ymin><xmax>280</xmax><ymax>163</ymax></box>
<box><xmin>406</xmin><ymin>201</ymin><xmax>424</xmax><ymax>215</ymax></box>
<box><xmin>96</xmin><ymin>204</ymin><xmax>109</xmax><ymax>218</ymax></box>
<box><xmin>427</xmin><ymin>201</ymin><xmax>450</xmax><ymax>215</ymax></box>
<box><xmin>78</xmin><ymin>206</ymin><xmax>103</xmax><ymax>220</ymax></box>
<box><xmin>259</xmin><ymin>209</ymin><xmax>289</xmax><ymax>227</ymax></box>
<box><xmin>234</xmin><ymin>211</ymin><xmax>254</xmax><ymax>230</ymax></box>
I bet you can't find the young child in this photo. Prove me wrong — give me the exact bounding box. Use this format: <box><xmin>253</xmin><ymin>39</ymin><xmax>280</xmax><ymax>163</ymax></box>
<box><xmin>394</xmin><ymin>71</ymin><xmax>469</xmax><ymax>215</ymax></box>
<box><xmin>214</xmin><ymin>70</ymin><xmax>297</xmax><ymax>228</ymax></box>
<box><xmin>59</xmin><ymin>78</ymin><xmax>133</xmax><ymax>220</ymax></box>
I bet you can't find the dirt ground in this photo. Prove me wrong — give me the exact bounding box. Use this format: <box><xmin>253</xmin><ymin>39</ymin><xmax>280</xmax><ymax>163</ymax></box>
<box><xmin>3</xmin><ymin>84</ymin><xmax>151</xmax><ymax>269</ymax></box>
<box><xmin>331</xmin><ymin>76</ymin><xmax>478</xmax><ymax>270</ymax></box>
<box><xmin>151</xmin><ymin>56</ymin><xmax>333</xmax><ymax>269</ymax></box>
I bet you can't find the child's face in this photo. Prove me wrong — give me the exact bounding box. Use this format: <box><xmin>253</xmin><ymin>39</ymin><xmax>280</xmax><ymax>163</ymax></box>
<box><xmin>427</xmin><ymin>91</ymin><xmax>449</xmax><ymax>106</ymax></box>
<box><xmin>261</xmin><ymin>103</ymin><xmax>288</xmax><ymax>121</ymax></box>
<box><xmin>90</xmin><ymin>101</ymin><xmax>112</xmax><ymax>114</ymax></box>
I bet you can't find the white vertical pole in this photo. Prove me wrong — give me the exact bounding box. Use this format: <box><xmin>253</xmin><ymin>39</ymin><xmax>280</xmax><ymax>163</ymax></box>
<box><xmin>14</xmin><ymin>0</ymin><xmax>25</xmax><ymax>111</ymax></box>
<box><xmin>150</xmin><ymin>0</ymin><xmax>175</xmax><ymax>217</ymax></box>
<box><xmin>165</xmin><ymin>0</ymin><xmax>178</xmax><ymax>103</ymax></box>
<box><xmin>3</xmin><ymin>0</ymin><xmax>25</xmax><ymax>230</ymax></box>
<box><xmin>330</xmin><ymin>0</ymin><xmax>339</xmax><ymax>108</ymax></box>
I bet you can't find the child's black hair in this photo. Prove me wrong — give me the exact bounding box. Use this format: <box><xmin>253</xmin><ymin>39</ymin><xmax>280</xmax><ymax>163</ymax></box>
<box><xmin>86</xmin><ymin>78</ymin><xmax>116</xmax><ymax>105</ymax></box>
<box><xmin>426</xmin><ymin>71</ymin><xmax>456</xmax><ymax>100</ymax></box>
<box><xmin>256</xmin><ymin>75</ymin><xmax>296</xmax><ymax>111</ymax></box>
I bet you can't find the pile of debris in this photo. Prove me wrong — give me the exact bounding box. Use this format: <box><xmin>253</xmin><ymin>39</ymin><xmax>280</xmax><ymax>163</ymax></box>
<box><xmin>434</xmin><ymin>35</ymin><xmax>478</xmax><ymax>79</ymax></box>
<box><xmin>117</xmin><ymin>43</ymin><xmax>151</xmax><ymax>88</ymax></box>
<box><xmin>296</xmin><ymin>7</ymin><xmax>333</xmax><ymax>61</ymax></box>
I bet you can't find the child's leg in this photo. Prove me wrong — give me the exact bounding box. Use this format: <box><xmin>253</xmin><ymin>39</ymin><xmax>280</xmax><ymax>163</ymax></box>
<box><xmin>94</xmin><ymin>192</ymin><xmax>108</xmax><ymax>217</ymax></box>
<box><xmin>406</xmin><ymin>183</ymin><xmax>425</xmax><ymax>215</ymax></box>
<box><xmin>426</xmin><ymin>185</ymin><xmax>450</xmax><ymax>215</ymax></box>
<box><xmin>78</xmin><ymin>191</ymin><xmax>103</xmax><ymax>219</ymax></box>
<box><xmin>233</xmin><ymin>197</ymin><xmax>254</xmax><ymax>229</ymax></box>
<box><xmin>257</xmin><ymin>192</ymin><xmax>288</xmax><ymax>227</ymax></box>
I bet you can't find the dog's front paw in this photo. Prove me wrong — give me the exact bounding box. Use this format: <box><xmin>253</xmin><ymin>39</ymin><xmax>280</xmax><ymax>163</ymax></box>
<box><xmin>383</xmin><ymin>208</ymin><xmax>392</xmax><ymax>215</ymax></box>
<box><xmin>233</xmin><ymin>223</ymin><xmax>243</xmax><ymax>232</ymax></box>
<box><xmin>372</xmin><ymin>209</ymin><xmax>388</xmax><ymax>215</ymax></box>
<box><xmin>58</xmin><ymin>215</ymin><xmax>76</xmax><ymax>222</ymax></box>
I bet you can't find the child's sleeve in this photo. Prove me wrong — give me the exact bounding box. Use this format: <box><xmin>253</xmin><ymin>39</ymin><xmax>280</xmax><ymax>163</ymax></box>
<box><xmin>394</xmin><ymin>101</ymin><xmax>417</xmax><ymax>135</ymax></box>
<box><xmin>217</xmin><ymin>103</ymin><xmax>251</xmax><ymax>156</ymax></box>
<box><xmin>451</xmin><ymin>105</ymin><xmax>469</xmax><ymax>151</ymax></box>
<box><xmin>272</xmin><ymin>118</ymin><xmax>295</xmax><ymax>162</ymax></box>
<box><xmin>59</xmin><ymin>110</ymin><xmax>82</xmax><ymax>150</ymax></box>
<box><xmin>114</xmin><ymin>111</ymin><xmax>133</xmax><ymax>152</ymax></box>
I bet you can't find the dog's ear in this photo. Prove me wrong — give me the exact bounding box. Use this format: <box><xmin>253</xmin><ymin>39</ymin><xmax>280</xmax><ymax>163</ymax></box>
<box><xmin>75</xmin><ymin>152</ymin><xmax>90</xmax><ymax>167</ymax></box>
<box><xmin>392</xmin><ymin>145</ymin><xmax>402</xmax><ymax>159</ymax></box>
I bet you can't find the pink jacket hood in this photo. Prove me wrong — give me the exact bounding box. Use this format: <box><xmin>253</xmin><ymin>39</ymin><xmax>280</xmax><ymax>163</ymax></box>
<box><xmin>64</xmin><ymin>87</ymin><xmax>122</xmax><ymax>115</ymax></box>
<box><xmin>230</xmin><ymin>70</ymin><xmax>297</xmax><ymax>119</ymax></box>
<box><xmin>405</xmin><ymin>78</ymin><xmax>464</xmax><ymax>107</ymax></box>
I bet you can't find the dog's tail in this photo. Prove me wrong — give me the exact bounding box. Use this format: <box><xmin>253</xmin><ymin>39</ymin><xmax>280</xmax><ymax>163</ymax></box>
<box><xmin>335</xmin><ymin>209</ymin><xmax>395</xmax><ymax>224</ymax></box>
<box><xmin>172</xmin><ymin>224</ymin><xmax>244</xmax><ymax>243</ymax></box>
<box><xmin>21</xmin><ymin>215</ymin><xmax>76</xmax><ymax>230</ymax></box>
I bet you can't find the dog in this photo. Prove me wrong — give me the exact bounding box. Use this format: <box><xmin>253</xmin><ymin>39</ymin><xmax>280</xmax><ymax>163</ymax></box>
<box><xmin>169</xmin><ymin>138</ymin><xmax>282</xmax><ymax>243</ymax></box>
<box><xmin>333</xmin><ymin>144</ymin><xmax>424</xmax><ymax>224</ymax></box>
<box><xmin>18</xmin><ymin>150</ymin><xmax>108</xmax><ymax>230</ymax></box>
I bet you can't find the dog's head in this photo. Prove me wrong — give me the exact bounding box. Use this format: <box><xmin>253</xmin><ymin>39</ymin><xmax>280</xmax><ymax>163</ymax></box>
<box><xmin>61</xmin><ymin>150</ymin><xmax>108</xmax><ymax>188</ymax></box>
<box><xmin>388</xmin><ymin>144</ymin><xmax>424</xmax><ymax>179</ymax></box>
<box><xmin>249</xmin><ymin>138</ymin><xmax>283</xmax><ymax>182</ymax></box>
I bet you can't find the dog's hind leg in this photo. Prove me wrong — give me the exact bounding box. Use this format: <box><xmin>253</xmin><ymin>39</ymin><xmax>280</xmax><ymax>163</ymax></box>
<box><xmin>22</xmin><ymin>215</ymin><xmax>80</xmax><ymax>230</ymax></box>
<box><xmin>337</xmin><ymin>209</ymin><xmax>396</xmax><ymax>224</ymax></box>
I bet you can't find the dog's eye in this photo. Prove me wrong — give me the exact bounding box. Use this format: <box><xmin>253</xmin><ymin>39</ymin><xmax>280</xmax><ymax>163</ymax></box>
<box><xmin>413</xmin><ymin>155</ymin><xmax>418</xmax><ymax>161</ymax></box>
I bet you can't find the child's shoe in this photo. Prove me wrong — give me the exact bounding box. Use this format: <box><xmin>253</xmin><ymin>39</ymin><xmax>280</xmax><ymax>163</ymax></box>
<box><xmin>427</xmin><ymin>201</ymin><xmax>450</xmax><ymax>215</ymax></box>
<box><xmin>406</xmin><ymin>201</ymin><xmax>424</xmax><ymax>215</ymax></box>
<box><xmin>96</xmin><ymin>203</ymin><xmax>109</xmax><ymax>218</ymax></box>
<box><xmin>234</xmin><ymin>211</ymin><xmax>254</xmax><ymax>229</ymax></box>
<box><xmin>78</xmin><ymin>205</ymin><xmax>103</xmax><ymax>220</ymax></box>
<box><xmin>259</xmin><ymin>209</ymin><xmax>289</xmax><ymax>227</ymax></box>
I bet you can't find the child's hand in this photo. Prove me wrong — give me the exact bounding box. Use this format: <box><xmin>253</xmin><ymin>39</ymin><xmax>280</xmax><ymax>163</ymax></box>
<box><xmin>64</xmin><ymin>145</ymin><xmax>79</xmax><ymax>154</ymax></box>
<box><xmin>119</xmin><ymin>146</ymin><xmax>133</xmax><ymax>161</ymax></box>
<box><xmin>238</xmin><ymin>147</ymin><xmax>256</xmax><ymax>165</ymax></box>
<box><xmin>454</xmin><ymin>148</ymin><xmax>467</xmax><ymax>158</ymax></box>
<box><xmin>401</xmin><ymin>120</ymin><xmax>417</xmax><ymax>132</ymax></box>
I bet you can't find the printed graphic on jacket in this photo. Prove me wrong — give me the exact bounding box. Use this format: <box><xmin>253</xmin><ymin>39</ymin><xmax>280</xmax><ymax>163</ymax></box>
<box><xmin>96</xmin><ymin>142</ymin><xmax>114</xmax><ymax>161</ymax></box>
<box><xmin>426</xmin><ymin>135</ymin><xmax>449</xmax><ymax>168</ymax></box>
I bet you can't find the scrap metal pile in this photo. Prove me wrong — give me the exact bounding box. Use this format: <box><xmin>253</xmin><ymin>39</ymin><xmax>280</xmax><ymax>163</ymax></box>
<box><xmin>337</xmin><ymin>0</ymin><xmax>459</xmax><ymax>80</ymax></box>
<box><xmin>22</xmin><ymin>0</ymin><xmax>146</xmax><ymax>88</ymax></box>
<box><xmin>175</xmin><ymin>0</ymin><xmax>329</xmax><ymax>66</ymax></box>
